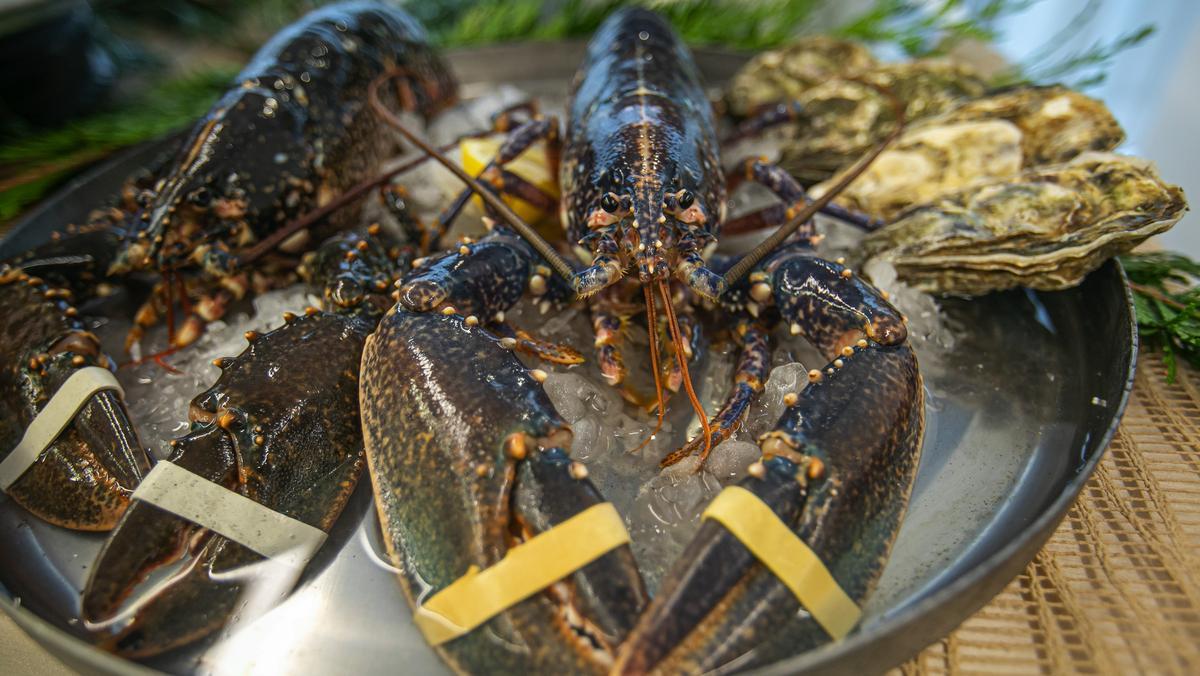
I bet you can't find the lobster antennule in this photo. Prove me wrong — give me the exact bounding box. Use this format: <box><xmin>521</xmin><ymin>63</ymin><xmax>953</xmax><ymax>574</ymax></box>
<box><xmin>659</xmin><ymin>280</ymin><xmax>712</xmax><ymax>458</ymax></box>
<box><xmin>632</xmin><ymin>284</ymin><xmax>667</xmax><ymax>453</ymax></box>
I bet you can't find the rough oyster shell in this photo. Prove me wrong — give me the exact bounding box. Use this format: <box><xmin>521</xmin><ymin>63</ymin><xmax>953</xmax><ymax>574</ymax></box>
<box><xmin>776</xmin><ymin>60</ymin><xmax>988</xmax><ymax>184</ymax></box>
<box><xmin>934</xmin><ymin>85</ymin><xmax>1125</xmax><ymax>166</ymax></box>
<box><xmin>860</xmin><ymin>153</ymin><xmax>1189</xmax><ymax>295</ymax></box>
<box><xmin>817</xmin><ymin>86</ymin><xmax>1126</xmax><ymax>221</ymax></box>
<box><xmin>725</xmin><ymin>36</ymin><xmax>878</xmax><ymax>118</ymax></box>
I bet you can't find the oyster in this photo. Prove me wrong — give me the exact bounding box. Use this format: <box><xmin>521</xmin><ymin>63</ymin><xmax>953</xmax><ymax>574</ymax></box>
<box><xmin>815</xmin><ymin>86</ymin><xmax>1126</xmax><ymax>221</ymax></box>
<box><xmin>860</xmin><ymin>153</ymin><xmax>1189</xmax><ymax>295</ymax></box>
<box><xmin>775</xmin><ymin>60</ymin><xmax>988</xmax><ymax>184</ymax></box>
<box><xmin>934</xmin><ymin>85</ymin><xmax>1125</xmax><ymax>166</ymax></box>
<box><xmin>725</xmin><ymin>36</ymin><xmax>878</xmax><ymax>117</ymax></box>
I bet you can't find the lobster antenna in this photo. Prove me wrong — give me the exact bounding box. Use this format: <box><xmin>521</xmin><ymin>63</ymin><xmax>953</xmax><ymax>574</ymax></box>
<box><xmin>721</xmin><ymin>84</ymin><xmax>907</xmax><ymax>289</ymax></box>
<box><xmin>368</xmin><ymin>70</ymin><xmax>577</xmax><ymax>283</ymax></box>
<box><xmin>237</xmin><ymin>147</ymin><xmax>453</xmax><ymax>266</ymax></box>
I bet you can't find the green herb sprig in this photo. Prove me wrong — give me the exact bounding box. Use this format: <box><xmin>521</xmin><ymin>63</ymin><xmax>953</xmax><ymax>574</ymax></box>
<box><xmin>838</xmin><ymin>0</ymin><xmax>1033</xmax><ymax>56</ymax></box>
<box><xmin>434</xmin><ymin>0</ymin><xmax>825</xmax><ymax>51</ymax></box>
<box><xmin>1121</xmin><ymin>253</ymin><xmax>1200</xmax><ymax>383</ymax></box>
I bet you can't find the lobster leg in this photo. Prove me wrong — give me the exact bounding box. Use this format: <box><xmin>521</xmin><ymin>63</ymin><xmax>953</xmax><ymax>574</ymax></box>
<box><xmin>124</xmin><ymin>270</ymin><xmax>285</xmax><ymax>354</ymax></box>
<box><xmin>657</xmin><ymin>300</ymin><xmax>702</xmax><ymax>397</ymax></box>
<box><xmin>723</xmin><ymin>100</ymin><xmax>806</xmax><ymax>144</ymax></box>
<box><xmin>660</xmin><ymin>317</ymin><xmax>769</xmax><ymax>468</ymax></box>
<box><xmin>590</xmin><ymin>301</ymin><xmax>632</xmax><ymax>387</ymax></box>
<box><xmin>725</xmin><ymin>158</ymin><xmax>883</xmax><ymax>235</ymax></box>
<box><xmin>615</xmin><ymin>253</ymin><xmax>923</xmax><ymax>674</ymax></box>
<box><xmin>380</xmin><ymin>184</ymin><xmax>440</xmax><ymax>257</ymax></box>
<box><xmin>492</xmin><ymin>323</ymin><xmax>586</xmax><ymax>366</ymax></box>
<box><xmin>437</xmin><ymin>116</ymin><xmax>562</xmax><ymax>236</ymax></box>
<box><xmin>489</xmin><ymin>100</ymin><xmax>541</xmax><ymax>132</ymax></box>
<box><xmin>361</xmin><ymin>309</ymin><xmax>647</xmax><ymax>673</ymax></box>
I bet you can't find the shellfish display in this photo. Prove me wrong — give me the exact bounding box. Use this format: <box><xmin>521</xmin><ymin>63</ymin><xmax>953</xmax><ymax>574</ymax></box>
<box><xmin>0</xmin><ymin>5</ymin><xmax>1184</xmax><ymax>676</ymax></box>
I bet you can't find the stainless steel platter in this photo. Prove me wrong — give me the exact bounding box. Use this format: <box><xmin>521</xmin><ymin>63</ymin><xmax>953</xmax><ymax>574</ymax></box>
<box><xmin>0</xmin><ymin>42</ymin><xmax>1136</xmax><ymax>675</ymax></box>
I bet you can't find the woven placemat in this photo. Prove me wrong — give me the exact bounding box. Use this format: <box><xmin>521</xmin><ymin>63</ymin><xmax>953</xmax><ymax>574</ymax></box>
<box><xmin>896</xmin><ymin>350</ymin><xmax>1200</xmax><ymax>675</ymax></box>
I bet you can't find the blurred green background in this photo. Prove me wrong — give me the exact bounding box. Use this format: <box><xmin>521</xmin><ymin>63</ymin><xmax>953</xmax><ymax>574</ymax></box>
<box><xmin>0</xmin><ymin>0</ymin><xmax>1153</xmax><ymax>222</ymax></box>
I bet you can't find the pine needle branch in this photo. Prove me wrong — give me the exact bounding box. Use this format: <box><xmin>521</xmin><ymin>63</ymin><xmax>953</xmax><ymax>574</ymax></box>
<box><xmin>1121</xmin><ymin>253</ymin><xmax>1200</xmax><ymax>383</ymax></box>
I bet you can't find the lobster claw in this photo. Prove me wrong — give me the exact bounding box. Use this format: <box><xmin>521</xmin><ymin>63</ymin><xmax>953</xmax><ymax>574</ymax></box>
<box><xmin>81</xmin><ymin>309</ymin><xmax>374</xmax><ymax>657</ymax></box>
<box><xmin>614</xmin><ymin>343</ymin><xmax>924</xmax><ymax>674</ymax></box>
<box><xmin>80</xmin><ymin>425</ymin><xmax>240</xmax><ymax>655</ymax></box>
<box><xmin>361</xmin><ymin>309</ymin><xmax>647</xmax><ymax>674</ymax></box>
<box><xmin>0</xmin><ymin>270</ymin><xmax>149</xmax><ymax>530</ymax></box>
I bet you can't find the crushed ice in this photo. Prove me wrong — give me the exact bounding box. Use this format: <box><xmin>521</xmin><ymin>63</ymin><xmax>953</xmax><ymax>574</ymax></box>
<box><xmin>103</xmin><ymin>288</ymin><xmax>314</xmax><ymax>460</ymax></box>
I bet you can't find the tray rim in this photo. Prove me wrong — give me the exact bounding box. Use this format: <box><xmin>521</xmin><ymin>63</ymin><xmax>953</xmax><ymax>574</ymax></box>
<box><xmin>763</xmin><ymin>261</ymin><xmax>1139</xmax><ymax>674</ymax></box>
<box><xmin>0</xmin><ymin>39</ymin><xmax>1140</xmax><ymax>676</ymax></box>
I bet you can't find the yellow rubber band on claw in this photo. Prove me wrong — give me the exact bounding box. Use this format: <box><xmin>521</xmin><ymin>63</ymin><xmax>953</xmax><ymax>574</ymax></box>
<box><xmin>413</xmin><ymin>502</ymin><xmax>630</xmax><ymax>646</ymax></box>
<box><xmin>701</xmin><ymin>486</ymin><xmax>861</xmax><ymax>640</ymax></box>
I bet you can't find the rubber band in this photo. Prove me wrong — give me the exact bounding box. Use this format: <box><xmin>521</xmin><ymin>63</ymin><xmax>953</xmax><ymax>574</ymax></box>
<box><xmin>0</xmin><ymin>366</ymin><xmax>123</xmax><ymax>491</ymax></box>
<box><xmin>132</xmin><ymin>460</ymin><xmax>326</xmax><ymax>570</ymax></box>
<box><xmin>413</xmin><ymin>502</ymin><xmax>630</xmax><ymax>646</ymax></box>
<box><xmin>702</xmin><ymin>485</ymin><xmax>861</xmax><ymax>640</ymax></box>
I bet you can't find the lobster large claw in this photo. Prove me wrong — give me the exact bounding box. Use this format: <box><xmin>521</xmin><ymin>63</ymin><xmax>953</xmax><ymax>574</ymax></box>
<box><xmin>81</xmin><ymin>309</ymin><xmax>374</xmax><ymax>657</ymax></box>
<box><xmin>361</xmin><ymin>309</ymin><xmax>648</xmax><ymax>675</ymax></box>
<box><xmin>615</xmin><ymin>255</ymin><xmax>924</xmax><ymax>674</ymax></box>
<box><xmin>0</xmin><ymin>268</ymin><xmax>149</xmax><ymax>530</ymax></box>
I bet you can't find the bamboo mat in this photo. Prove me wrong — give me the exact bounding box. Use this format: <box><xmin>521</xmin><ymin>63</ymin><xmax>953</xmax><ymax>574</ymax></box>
<box><xmin>896</xmin><ymin>350</ymin><xmax>1200</xmax><ymax>675</ymax></box>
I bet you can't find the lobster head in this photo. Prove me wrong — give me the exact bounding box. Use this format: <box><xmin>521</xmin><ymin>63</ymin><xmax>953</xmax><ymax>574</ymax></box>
<box><xmin>585</xmin><ymin>179</ymin><xmax>716</xmax><ymax>287</ymax></box>
<box><xmin>110</xmin><ymin>85</ymin><xmax>311</xmax><ymax>278</ymax></box>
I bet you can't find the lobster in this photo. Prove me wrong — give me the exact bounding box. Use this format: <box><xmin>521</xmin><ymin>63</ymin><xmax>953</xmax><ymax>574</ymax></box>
<box><xmin>0</xmin><ymin>1</ymin><xmax>456</xmax><ymax>534</ymax></box>
<box><xmin>364</xmin><ymin>6</ymin><xmax>925</xmax><ymax>673</ymax></box>
<box><xmin>79</xmin><ymin>226</ymin><xmax>402</xmax><ymax>657</ymax></box>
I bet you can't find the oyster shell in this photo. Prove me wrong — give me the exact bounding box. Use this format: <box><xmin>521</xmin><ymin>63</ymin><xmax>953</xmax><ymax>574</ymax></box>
<box><xmin>725</xmin><ymin>36</ymin><xmax>878</xmax><ymax>118</ymax></box>
<box><xmin>815</xmin><ymin>118</ymin><xmax>1026</xmax><ymax>221</ymax></box>
<box><xmin>776</xmin><ymin>60</ymin><xmax>988</xmax><ymax>184</ymax></box>
<box><xmin>816</xmin><ymin>86</ymin><xmax>1126</xmax><ymax>221</ymax></box>
<box><xmin>860</xmin><ymin>153</ymin><xmax>1189</xmax><ymax>295</ymax></box>
<box><xmin>934</xmin><ymin>85</ymin><xmax>1125</xmax><ymax>166</ymax></box>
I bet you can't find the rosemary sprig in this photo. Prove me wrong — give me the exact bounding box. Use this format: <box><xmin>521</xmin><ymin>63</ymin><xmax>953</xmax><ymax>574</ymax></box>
<box><xmin>1121</xmin><ymin>253</ymin><xmax>1200</xmax><ymax>383</ymax></box>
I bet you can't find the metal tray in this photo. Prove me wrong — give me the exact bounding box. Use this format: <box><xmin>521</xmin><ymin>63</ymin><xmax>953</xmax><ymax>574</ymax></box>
<box><xmin>0</xmin><ymin>42</ymin><xmax>1137</xmax><ymax>675</ymax></box>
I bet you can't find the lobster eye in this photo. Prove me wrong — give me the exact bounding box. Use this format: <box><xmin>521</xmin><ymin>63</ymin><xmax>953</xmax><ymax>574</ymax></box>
<box><xmin>600</xmin><ymin>193</ymin><xmax>620</xmax><ymax>214</ymax></box>
<box><xmin>190</xmin><ymin>187</ymin><xmax>213</xmax><ymax>207</ymax></box>
<box><xmin>677</xmin><ymin>190</ymin><xmax>695</xmax><ymax>209</ymax></box>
